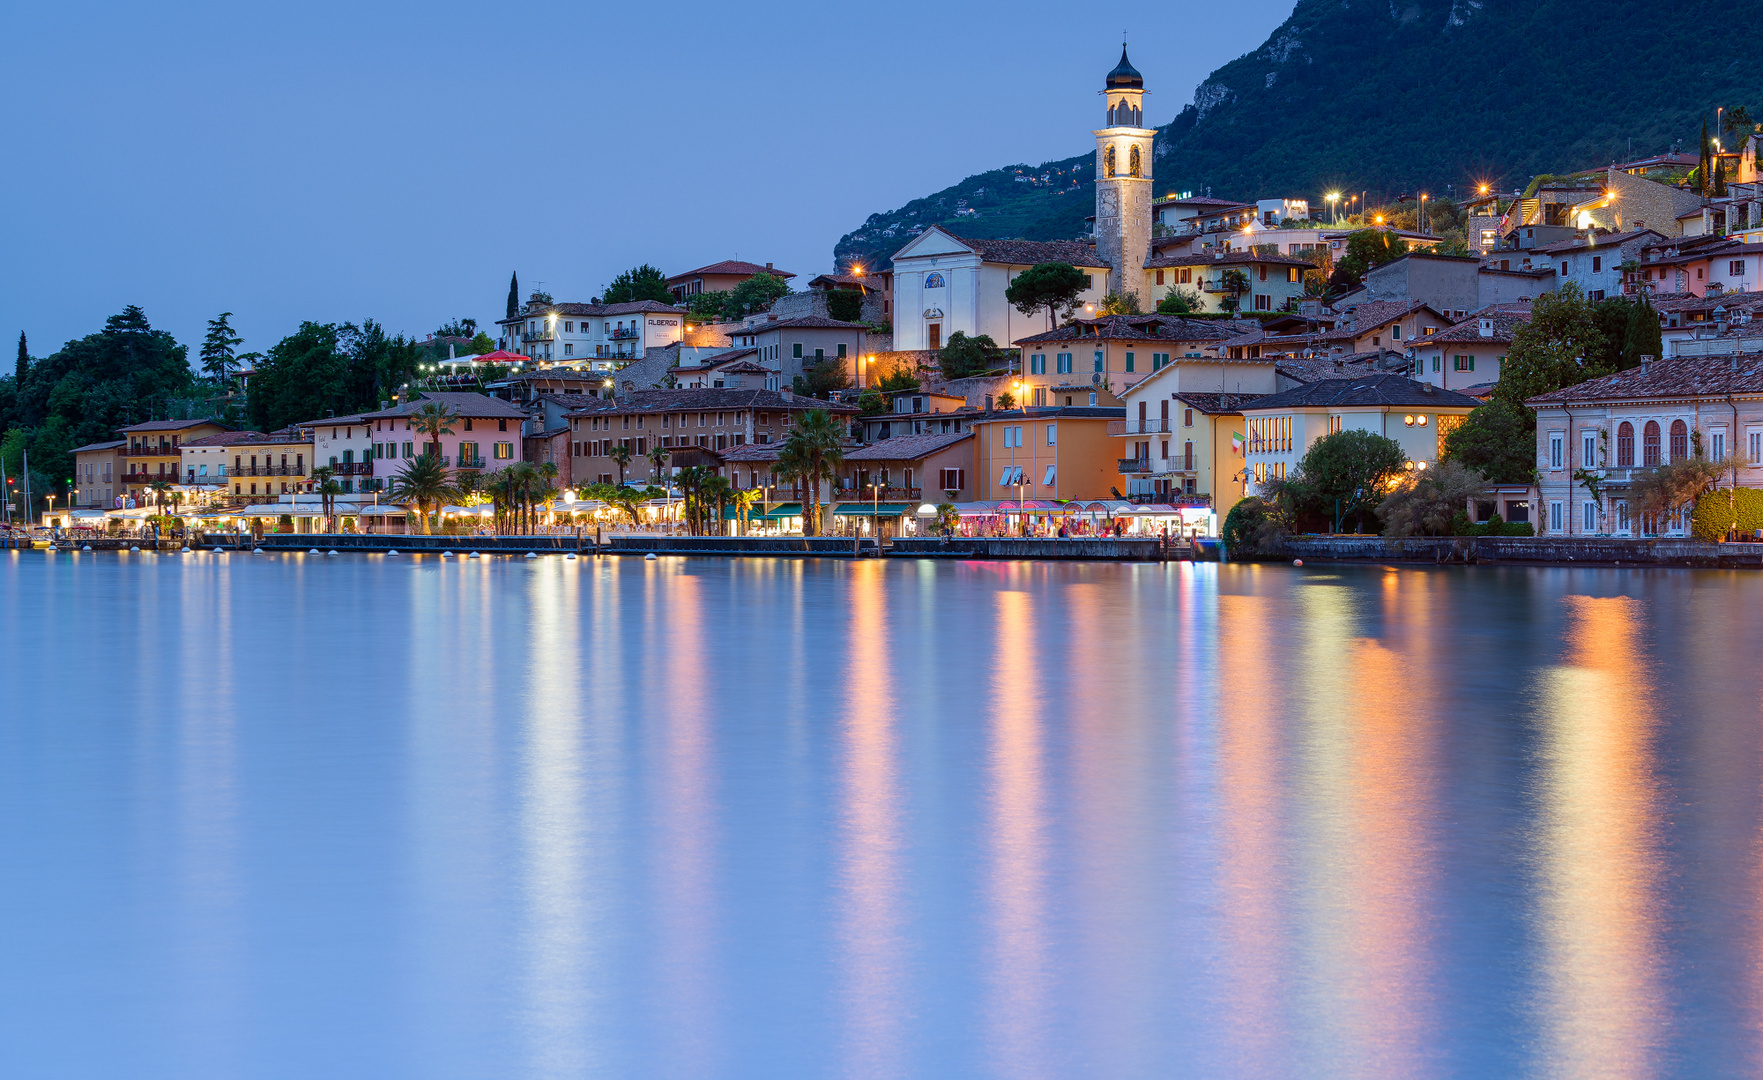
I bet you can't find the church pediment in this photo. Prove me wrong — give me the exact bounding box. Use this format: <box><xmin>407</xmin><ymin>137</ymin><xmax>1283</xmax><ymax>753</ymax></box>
<box><xmin>890</xmin><ymin>225</ymin><xmax>977</xmax><ymax>263</ymax></box>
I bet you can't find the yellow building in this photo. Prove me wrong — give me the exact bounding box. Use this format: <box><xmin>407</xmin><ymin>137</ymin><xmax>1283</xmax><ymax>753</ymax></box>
<box><xmin>968</xmin><ymin>405</ymin><xmax>1125</xmax><ymax>501</ymax></box>
<box><xmin>118</xmin><ymin>419</ymin><xmax>231</xmax><ymax>504</ymax></box>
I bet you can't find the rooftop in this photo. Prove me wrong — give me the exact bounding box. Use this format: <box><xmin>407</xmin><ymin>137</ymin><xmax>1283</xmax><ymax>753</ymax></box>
<box><xmin>666</xmin><ymin>260</ymin><xmax>795</xmax><ymax>282</ymax></box>
<box><xmin>120</xmin><ymin>419</ymin><xmax>226</xmax><ymax>434</ymax></box>
<box><xmin>1528</xmin><ymin>354</ymin><xmax>1763</xmax><ymax>404</ymax></box>
<box><xmin>1424</xmin><ymin>309</ymin><xmax>1534</xmax><ymax>345</ymax></box>
<box><xmin>360</xmin><ymin>392</ymin><xmax>531</xmax><ymax>420</ymax></box>
<box><xmin>1245</xmin><ymin>372</ymin><xmax>1481</xmax><ymax>411</ymax></box>
<box><xmin>1013</xmin><ymin>314</ymin><xmax>1239</xmax><ymax>345</ymax></box>
<box><xmin>844</xmin><ymin>432</ymin><xmax>974</xmax><ymax>461</ymax></box>
<box><xmin>569</xmin><ymin>388</ymin><xmax>859</xmax><ymax>416</ymax></box>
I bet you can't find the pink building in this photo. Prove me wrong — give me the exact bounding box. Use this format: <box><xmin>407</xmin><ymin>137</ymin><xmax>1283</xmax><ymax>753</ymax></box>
<box><xmin>362</xmin><ymin>392</ymin><xmax>530</xmax><ymax>489</ymax></box>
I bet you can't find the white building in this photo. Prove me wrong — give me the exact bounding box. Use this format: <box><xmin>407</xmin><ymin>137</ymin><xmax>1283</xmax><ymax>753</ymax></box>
<box><xmin>889</xmin><ymin>228</ymin><xmax>1110</xmax><ymax>351</ymax></box>
<box><xmin>496</xmin><ymin>296</ymin><xmax>687</xmax><ymax>366</ymax></box>
<box><xmin>1239</xmin><ymin>373</ymin><xmax>1481</xmax><ymax>488</ymax></box>
<box><xmin>306</xmin><ymin>412</ymin><xmax>378</xmax><ymax>493</ymax></box>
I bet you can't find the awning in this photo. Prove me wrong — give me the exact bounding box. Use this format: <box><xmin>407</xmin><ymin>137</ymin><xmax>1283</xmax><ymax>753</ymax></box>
<box><xmin>832</xmin><ymin>503</ymin><xmax>912</xmax><ymax>517</ymax></box>
<box><xmin>760</xmin><ymin>503</ymin><xmax>803</xmax><ymax>520</ymax></box>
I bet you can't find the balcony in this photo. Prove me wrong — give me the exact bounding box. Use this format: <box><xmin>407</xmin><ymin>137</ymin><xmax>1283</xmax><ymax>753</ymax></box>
<box><xmin>231</xmin><ymin>465</ymin><xmax>302</xmax><ymax>477</ymax></box>
<box><xmin>521</xmin><ymin>332</ymin><xmax>555</xmax><ymax>343</ymax></box>
<box><xmin>837</xmin><ymin>486</ymin><xmax>922</xmax><ymax>502</ymax></box>
<box><xmin>1118</xmin><ymin>458</ymin><xmax>1150</xmax><ymax>474</ymax></box>
<box><xmin>456</xmin><ymin>457</ymin><xmax>485</xmax><ymax>470</ymax></box>
<box><xmin>182</xmin><ymin>474</ymin><xmax>230</xmax><ymax>486</ymax></box>
<box><xmin>122</xmin><ymin>444</ymin><xmax>177</xmax><ymax>458</ymax></box>
<box><xmin>609</xmin><ymin>328</ymin><xmax>640</xmax><ymax>340</ymax></box>
<box><xmin>1108</xmin><ymin>420</ymin><xmax>1172</xmax><ymax>436</ymax></box>
<box><xmin>327</xmin><ymin>462</ymin><xmax>372</xmax><ymax>476</ymax></box>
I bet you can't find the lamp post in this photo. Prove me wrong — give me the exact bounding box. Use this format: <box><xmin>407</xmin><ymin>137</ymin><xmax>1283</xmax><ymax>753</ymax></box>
<box><xmin>1326</xmin><ymin>192</ymin><xmax>1340</xmax><ymax>225</ymax></box>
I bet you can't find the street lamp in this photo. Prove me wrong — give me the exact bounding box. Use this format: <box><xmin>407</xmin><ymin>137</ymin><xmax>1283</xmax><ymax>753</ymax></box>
<box><xmin>1326</xmin><ymin>191</ymin><xmax>1341</xmax><ymax>224</ymax></box>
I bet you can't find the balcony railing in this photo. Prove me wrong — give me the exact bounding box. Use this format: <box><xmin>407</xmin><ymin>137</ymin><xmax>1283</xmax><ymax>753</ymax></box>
<box><xmin>327</xmin><ymin>462</ymin><xmax>372</xmax><ymax>476</ymax></box>
<box><xmin>1108</xmin><ymin>420</ymin><xmax>1172</xmax><ymax>435</ymax></box>
<box><xmin>521</xmin><ymin>332</ymin><xmax>555</xmax><ymax>343</ymax></box>
<box><xmin>1118</xmin><ymin>458</ymin><xmax>1150</xmax><ymax>474</ymax></box>
<box><xmin>836</xmin><ymin>486</ymin><xmax>922</xmax><ymax>501</ymax></box>
<box><xmin>122</xmin><ymin>445</ymin><xmax>177</xmax><ymax>457</ymax></box>
<box><xmin>609</xmin><ymin>328</ymin><xmax>640</xmax><ymax>340</ymax></box>
<box><xmin>230</xmin><ymin>465</ymin><xmax>303</xmax><ymax>477</ymax></box>
<box><xmin>456</xmin><ymin>457</ymin><xmax>485</xmax><ymax>470</ymax></box>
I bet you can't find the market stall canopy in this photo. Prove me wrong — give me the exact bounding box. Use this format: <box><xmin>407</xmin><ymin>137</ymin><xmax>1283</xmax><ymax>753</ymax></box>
<box><xmin>759</xmin><ymin>503</ymin><xmax>803</xmax><ymax>520</ymax></box>
<box><xmin>832</xmin><ymin>503</ymin><xmax>912</xmax><ymax>518</ymax></box>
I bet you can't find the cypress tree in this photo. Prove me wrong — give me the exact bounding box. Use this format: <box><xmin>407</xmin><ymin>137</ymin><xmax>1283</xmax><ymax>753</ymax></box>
<box><xmin>1622</xmin><ymin>297</ymin><xmax>1662</xmax><ymax>369</ymax></box>
<box><xmin>14</xmin><ymin>331</ymin><xmax>25</xmax><ymax>382</ymax></box>
<box><xmin>1714</xmin><ymin>154</ymin><xmax>1728</xmax><ymax>197</ymax></box>
<box><xmin>1700</xmin><ymin>119</ymin><xmax>1713</xmax><ymax>195</ymax></box>
<box><xmin>506</xmin><ymin>272</ymin><xmax>520</xmax><ymax>319</ymax></box>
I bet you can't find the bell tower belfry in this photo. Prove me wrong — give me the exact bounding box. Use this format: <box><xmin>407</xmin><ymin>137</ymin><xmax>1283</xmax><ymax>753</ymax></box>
<box><xmin>1094</xmin><ymin>44</ymin><xmax>1153</xmax><ymax>303</ymax></box>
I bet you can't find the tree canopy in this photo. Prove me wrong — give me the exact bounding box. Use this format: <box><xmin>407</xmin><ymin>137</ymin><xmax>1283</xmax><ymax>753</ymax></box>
<box><xmin>248</xmin><ymin>320</ymin><xmax>424</xmax><ymax>431</ymax></box>
<box><xmin>199</xmin><ymin>312</ymin><xmax>243</xmax><ymax>383</ymax></box>
<box><xmin>506</xmin><ymin>272</ymin><xmax>520</xmax><ymax>318</ymax></box>
<box><xmin>726</xmin><ymin>273</ymin><xmax>792</xmax><ymax>318</ymax></box>
<box><xmin>1279</xmin><ymin>427</ymin><xmax>1409</xmax><ymax>533</ymax></box>
<box><xmin>601</xmin><ymin>264</ymin><xmax>673</xmax><ymax>304</ymax></box>
<box><xmin>1006</xmin><ymin>262</ymin><xmax>1089</xmax><ymax>330</ymax></box>
<box><xmin>1335</xmin><ymin>229</ymin><xmax>1407</xmax><ymax>284</ymax></box>
<box><xmin>936</xmin><ymin>332</ymin><xmax>1006</xmax><ymax>380</ymax></box>
<box><xmin>1440</xmin><ymin>399</ymin><xmax>1536</xmax><ymax>484</ymax></box>
<box><xmin>1492</xmin><ymin>283</ymin><xmax>1618</xmax><ymax>411</ymax></box>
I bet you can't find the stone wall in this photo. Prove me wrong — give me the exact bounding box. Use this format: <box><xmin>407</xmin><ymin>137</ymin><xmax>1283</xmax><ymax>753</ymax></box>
<box><xmin>1279</xmin><ymin>534</ymin><xmax>1763</xmax><ymax>567</ymax></box>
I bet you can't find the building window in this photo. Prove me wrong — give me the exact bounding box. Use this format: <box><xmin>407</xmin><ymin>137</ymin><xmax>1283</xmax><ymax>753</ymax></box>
<box><xmin>1128</xmin><ymin>144</ymin><xmax>1141</xmax><ymax>178</ymax></box>
<box><xmin>1046</xmin><ymin>424</ymin><xmax>1056</xmax><ymax>446</ymax></box>
<box><xmin>1583</xmin><ymin>432</ymin><xmax>1597</xmax><ymax>467</ymax></box>
<box><xmin>1550</xmin><ymin>502</ymin><xmax>1563</xmax><ymax>532</ymax></box>
<box><xmin>1751</xmin><ymin>431</ymin><xmax>1762</xmax><ymax>464</ymax></box>
<box><xmin>1124</xmin><ymin>351</ymin><xmax>1135</xmax><ymax>372</ymax></box>
<box><xmin>1643</xmin><ymin>421</ymin><xmax>1660</xmax><ymax>466</ymax></box>
<box><xmin>1550</xmin><ymin>432</ymin><xmax>1563</xmax><ymax>469</ymax></box>
<box><xmin>1713</xmin><ymin>431</ymin><xmax>1726</xmax><ymax>462</ymax></box>
<box><xmin>1105</xmin><ymin>145</ymin><xmax>1116</xmax><ymax>177</ymax></box>
<box><xmin>1030</xmin><ymin>353</ymin><xmax>1045</xmax><ymax>374</ymax></box>
<box><xmin>494</xmin><ymin>442</ymin><xmax>514</xmax><ymax>460</ymax></box>
<box><xmin>1057</xmin><ymin>353</ymin><xmax>1072</xmax><ymax>374</ymax></box>
<box><xmin>1093</xmin><ymin>351</ymin><xmax>1104</xmax><ymax>373</ymax></box>
<box><xmin>1585</xmin><ymin>501</ymin><xmax>1597</xmax><ymax>531</ymax></box>
<box><xmin>1454</xmin><ymin>355</ymin><xmax>1475</xmax><ymax>371</ymax></box>
<box><xmin>1616</xmin><ymin>422</ymin><xmax>1634</xmax><ymax>467</ymax></box>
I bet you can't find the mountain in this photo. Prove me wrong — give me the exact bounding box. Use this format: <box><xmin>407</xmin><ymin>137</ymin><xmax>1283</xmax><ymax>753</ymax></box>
<box><xmin>835</xmin><ymin>0</ymin><xmax>1761</xmax><ymax>271</ymax></box>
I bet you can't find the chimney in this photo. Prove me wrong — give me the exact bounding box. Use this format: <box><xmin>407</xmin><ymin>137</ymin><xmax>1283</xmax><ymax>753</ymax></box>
<box><xmin>1732</xmin><ymin>354</ymin><xmax>1741</xmax><ymax>372</ymax></box>
<box><xmin>1479</xmin><ymin>318</ymin><xmax>1493</xmax><ymax>338</ymax></box>
<box><xmin>1422</xmin><ymin>381</ymin><xmax>1435</xmax><ymax>393</ymax></box>
<box><xmin>1640</xmin><ymin>353</ymin><xmax>1653</xmax><ymax>374</ymax></box>
<box><xmin>620</xmin><ymin>380</ymin><xmax>634</xmax><ymax>403</ymax></box>
<box><xmin>780</xmin><ymin>386</ymin><xmax>793</xmax><ymax>401</ymax></box>
<box><xmin>448</xmin><ymin>343</ymin><xmax>456</xmax><ymax>360</ymax></box>
<box><xmin>765</xmin><ymin>262</ymin><xmax>773</xmax><ymax>270</ymax></box>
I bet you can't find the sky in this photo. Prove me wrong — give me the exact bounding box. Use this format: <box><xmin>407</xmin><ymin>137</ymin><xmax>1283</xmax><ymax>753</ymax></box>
<box><xmin>0</xmin><ymin>1</ymin><xmax>1293</xmax><ymax>359</ymax></box>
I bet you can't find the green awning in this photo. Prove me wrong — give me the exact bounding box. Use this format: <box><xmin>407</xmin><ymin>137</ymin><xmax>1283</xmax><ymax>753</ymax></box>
<box><xmin>832</xmin><ymin>503</ymin><xmax>913</xmax><ymax>517</ymax></box>
<box><xmin>760</xmin><ymin>503</ymin><xmax>803</xmax><ymax>520</ymax></box>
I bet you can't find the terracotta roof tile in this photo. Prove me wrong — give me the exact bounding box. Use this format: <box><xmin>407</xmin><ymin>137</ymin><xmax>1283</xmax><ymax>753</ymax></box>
<box><xmin>844</xmin><ymin>432</ymin><xmax>973</xmax><ymax>460</ymax></box>
<box><xmin>667</xmin><ymin>261</ymin><xmax>795</xmax><ymax>281</ymax></box>
<box><xmin>1527</xmin><ymin>354</ymin><xmax>1763</xmax><ymax>404</ymax></box>
<box><xmin>1246</xmin><ymin>373</ymin><xmax>1481</xmax><ymax>411</ymax></box>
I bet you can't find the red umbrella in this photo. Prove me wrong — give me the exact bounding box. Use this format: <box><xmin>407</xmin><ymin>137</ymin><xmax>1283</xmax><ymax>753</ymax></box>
<box><xmin>471</xmin><ymin>349</ymin><xmax>529</xmax><ymax>363</ymax></box>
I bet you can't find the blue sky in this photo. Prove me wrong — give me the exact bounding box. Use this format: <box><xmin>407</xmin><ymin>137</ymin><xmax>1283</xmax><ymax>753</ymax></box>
<box><xmin>0</xmin><ymin>1</ymin><xmax>1292</xmax><ymax>356</ymax></box>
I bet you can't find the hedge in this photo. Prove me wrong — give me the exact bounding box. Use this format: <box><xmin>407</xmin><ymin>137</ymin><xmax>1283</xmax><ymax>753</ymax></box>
<box><xmin>1690</xmin><ymin>488</ymin><xmax>1763</xmax><ymax>541</ymax></box>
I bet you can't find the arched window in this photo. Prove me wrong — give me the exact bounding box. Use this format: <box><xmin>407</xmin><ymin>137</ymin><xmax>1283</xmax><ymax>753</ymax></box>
<box><xmin>1105</xmin><ymin>146</ymin><xmax>1116</xmax><ymax>178</ymax></box>
<box><xmin>1643</xmin><ymin>420</ymin><xmax>1660</xmax><ymax>466</ymax></box>
<box><xmin>1129</xmin><ymin>145</ymin><xmax>1142</xmax><ymax>177</ymax></box>
<box><xmin>1670</xmin><ymin>419</ymin><xmax>1688</xmax><ymax>460</ymax></box>
<box><xmin>1617</xmin><ymin>421</ymin><xmax>1634</xmax><ymax>468</ymax></box>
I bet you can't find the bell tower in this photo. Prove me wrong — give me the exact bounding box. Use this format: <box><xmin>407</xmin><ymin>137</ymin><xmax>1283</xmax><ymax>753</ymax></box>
<box><xmin>1094</xmin><ymin>44</ymin><xmax>1153</xmax><ymax>303</ymax></box>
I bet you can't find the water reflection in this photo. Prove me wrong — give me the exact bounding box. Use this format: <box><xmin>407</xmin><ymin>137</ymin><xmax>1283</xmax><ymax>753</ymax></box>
<box><xmin>984</xmin><ymin>588</ymin><xmax>1050</xmax><ymax>1078</ymax></box>
<box><xmin>836</xmin><ymin>561</ymin><xmax>905</xmax><ymax>1078</ymax></box>
<box><xmin>650</xmin><ymin>567</ymin><xmax>719</xmax><ymax>1077</ymax></box>
<box><xmin>518</xmin><ymin>563</ymin><xmax>590</xmax><ymax>1077</ymax></box>
<box><xmin>1214</xmin><ymin>591</ymin><xmax>1293</xmax><ymax>1075</ymax></box>
<box><xmin>1535</xmin><ymin>595</ymin><xmax>1665</xmax><ymax>1079</ymax></box>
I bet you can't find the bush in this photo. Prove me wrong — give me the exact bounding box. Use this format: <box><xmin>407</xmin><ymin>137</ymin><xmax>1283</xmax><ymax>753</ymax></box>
<box><xmin>825</xmin><ymin>289</ymin><xmax>864</xmax><ymax>322</ymax></box>
<box><xmin>277</xmin><ymin>514</ymin><xmax>294</xmax><ymax>533</ymax></box>
<box><xmin>1222</xmin><ymin>496</ymin><xmax>1288</xmax><ymax>559</ymax></box>
<box><xmin>1689</xmin><ymin>488</ymin><xmax>1763</xmax><ymax>541</ymax></box>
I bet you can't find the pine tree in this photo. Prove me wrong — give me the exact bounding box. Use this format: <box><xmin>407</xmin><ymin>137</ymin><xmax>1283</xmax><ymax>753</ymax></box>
<box><xmin>1714</xmin><ymin>154</ymin><xmax>1728</xmax><ymax>197</ymax></box>
<box><xmin>506</xmin><ymin>272</ymin><xmax>520</xmax><ymax>319</ymax></box>
<box><xmin>199</xmin><ymin>312</ymin><xmax>243</xmax><ymax>382</ymax></box>
<box><xmin>15</xmin><ymin>331</ymin><xmax>26</xmax><ymax>382</ymax></box>
<box><xmin>1622</xmin><ymin>297</ymin><xmax>1663</xmax><ymax>369</ymax></box>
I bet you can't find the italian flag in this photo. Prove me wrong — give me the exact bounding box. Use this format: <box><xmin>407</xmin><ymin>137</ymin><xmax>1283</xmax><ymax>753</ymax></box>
<box><xmin>1230</xmin><ymin>431</ymin><xmax>1245</xmax><ymax>454</ymax></box>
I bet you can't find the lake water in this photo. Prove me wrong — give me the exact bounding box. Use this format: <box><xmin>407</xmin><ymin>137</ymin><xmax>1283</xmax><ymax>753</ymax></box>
<box><xmin>3</xmin><ymin>551</ymin><xmax>1762</xmax><ymax>1078</ymax></box>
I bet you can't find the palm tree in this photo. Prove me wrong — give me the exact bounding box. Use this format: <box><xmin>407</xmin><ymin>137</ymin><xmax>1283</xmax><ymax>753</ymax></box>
<box><xmin>701</xmin><ymin>473</ymin><xmax>732</xmax><ymax>536</ymax></box>
<box><xmin>148</xmin><ymin>479</ymin><xmax>173</xmax><ymax>516</ymax></box>
<box><xmin>777</xmin><ymin>409</ymin><xmax>844</xmax><ymax>536</ymax></box>
<box><xmin>608</xmin><ymin>443</ymin><xmax>632</xmax><ymax>485</ymax></box>
<box><xmin>673</xmin><ymin>465</ymin><xmax>709</xmax><ymax>534</ymax></box>
<box><xmin>645</xmin><ymin>445</ymin><xmax>669</xmax><ymax>484</ymax></box>
<box><xmin>410</xmin><ymin>400</ymin><xmax>458</xmax><ymax>460</ymax></box>
<box><xmin>732</xmin><ymin>487</ymin><xmax>763</xmax><ymax>535</ymax></box>
<box><xmin>309</xmin><ymin>465</ymin><xmax>337</xmax><ymax>523</ymax></box>
<box><xmin>387</xmin><ymin>453</ymin><xmax>459</xmax><ymax>535</ymax></box>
